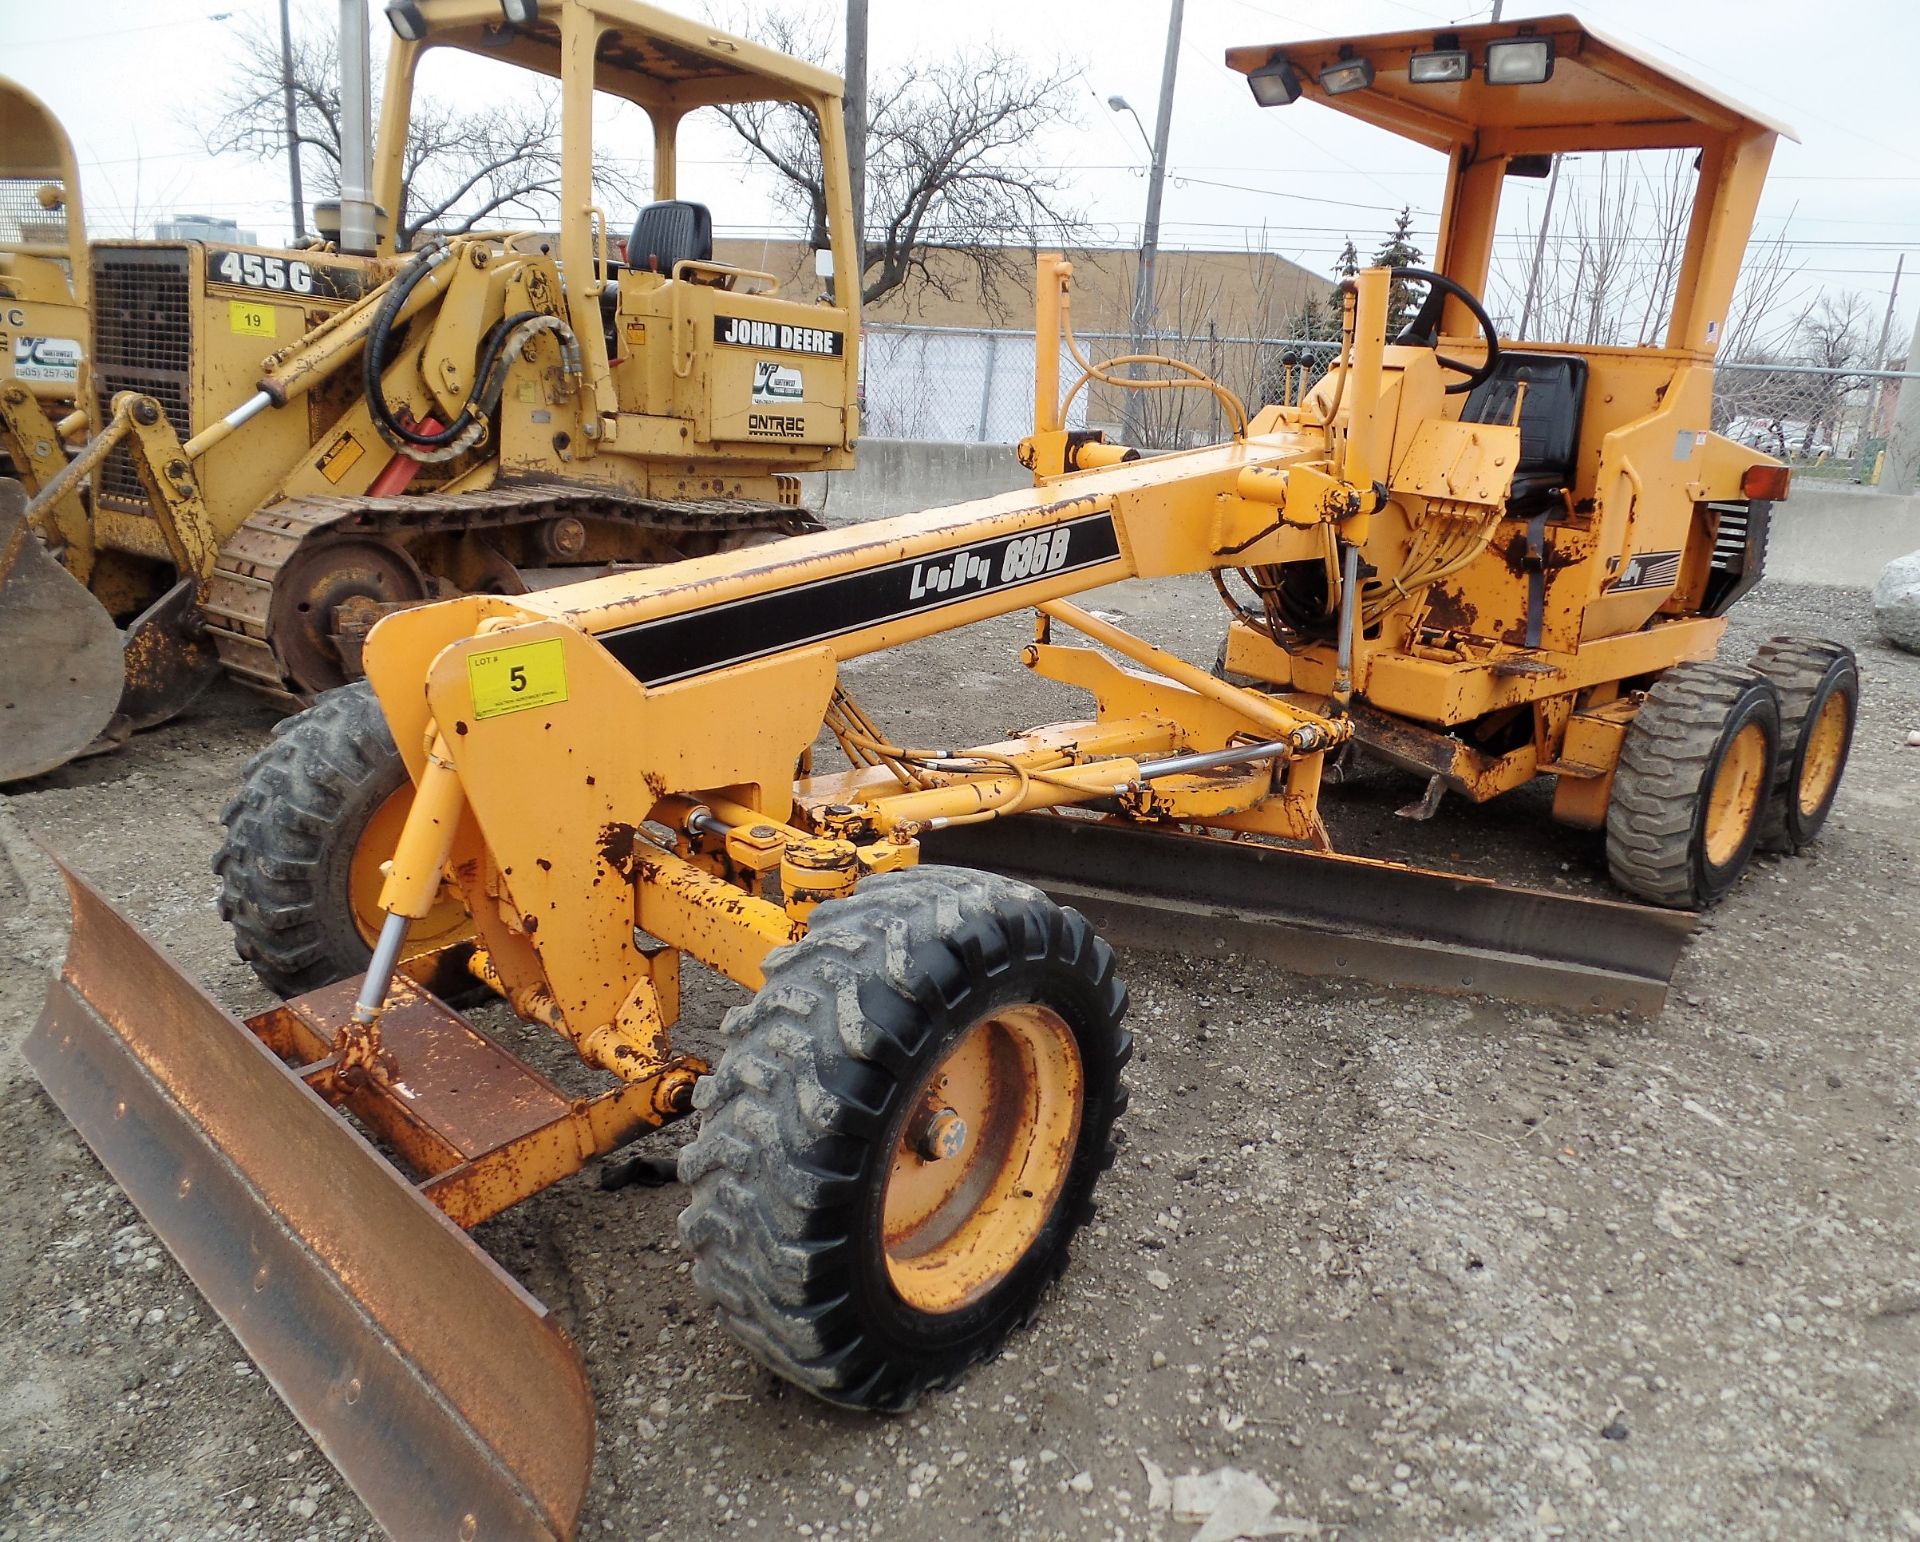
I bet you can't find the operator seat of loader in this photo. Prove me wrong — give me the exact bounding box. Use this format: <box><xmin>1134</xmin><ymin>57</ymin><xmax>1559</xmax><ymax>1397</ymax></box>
<box><xmin>1458</xmin><ymin>352</ymin><xmax>1588</xmax><ymax>517</ymax></box>
<box><xmin>606</xmin><ymin>200</ymin><xmax>718</xmax><ymax>359</ymax></box>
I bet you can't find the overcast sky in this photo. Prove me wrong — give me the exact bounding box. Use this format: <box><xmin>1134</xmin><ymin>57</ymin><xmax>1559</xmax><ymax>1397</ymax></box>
<box><xmin>7</xmin><ymin>0</ymin><xmax>1917</xmax><ymax>347</ymax></box>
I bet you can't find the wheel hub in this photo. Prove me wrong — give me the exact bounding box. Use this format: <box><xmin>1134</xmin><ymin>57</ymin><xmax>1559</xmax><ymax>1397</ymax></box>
<box><xmin>880</xmin><ymin>1003</ymin><xmax>1084</xmax><ymax>1315</ymax></box>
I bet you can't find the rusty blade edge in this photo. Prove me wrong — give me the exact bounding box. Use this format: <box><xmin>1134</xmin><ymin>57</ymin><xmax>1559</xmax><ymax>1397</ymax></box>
<box><xmin>925</xmin><ymin>817</ymin><xmax>1695</xmax><ymax>1017</ymax></box>
<box><xmin>25</xmin><ymin>859</ymin><xmax>592</xmax><ymax>1542</ymax></box>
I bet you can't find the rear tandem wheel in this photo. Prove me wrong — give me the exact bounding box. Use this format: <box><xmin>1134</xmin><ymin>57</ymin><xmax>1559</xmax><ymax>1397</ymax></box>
<box><xmin>677</xmin><ymin>866</ymin><xmax>1130</xmax><ymax>1410</ymax></box>
<box><xmin>1749</xmin><ymin>636</ymin><xmax>1858</xmax><ymax>854</ymax></box>
<box><xmin>1604</xmin><ymin>660</ymin><xmax>1782</xmax><ymax>909</ymax></box>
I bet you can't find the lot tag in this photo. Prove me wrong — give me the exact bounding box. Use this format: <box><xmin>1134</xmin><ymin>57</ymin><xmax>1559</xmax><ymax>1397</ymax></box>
<box><xmin>467</xmin><ymin>639</ymin><xmax>569</xmax><ymax>719</ymax></box>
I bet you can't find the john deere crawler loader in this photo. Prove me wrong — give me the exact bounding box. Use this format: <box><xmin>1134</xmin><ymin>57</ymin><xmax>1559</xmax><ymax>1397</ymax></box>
<box><xmin>0</xmin><ymin>0</ymin><xmax>859</xmax><ymax>782</ymax></box>
<box><xmin>26</xmin><ymin>13</ymin><xmax>1856</xmax><ymax>1540</ymax></box>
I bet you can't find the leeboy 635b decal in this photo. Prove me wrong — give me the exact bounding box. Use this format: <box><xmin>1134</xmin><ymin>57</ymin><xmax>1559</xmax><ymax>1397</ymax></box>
<box><xmin>714</xmin><ymin>315</ymin><xmax>844</xmax><ymax>356</ymax></box>
<box><xmin>600</xmin><ymin>512</ymin><xmax>1123</xmax><ymax>687</ymax></box>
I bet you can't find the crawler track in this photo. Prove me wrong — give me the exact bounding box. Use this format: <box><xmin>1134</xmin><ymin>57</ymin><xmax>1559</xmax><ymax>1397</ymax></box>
<box><xmin>202</xmin><ymin>480</ymin><xmax>817</xmax><ymax>704</ymax></box>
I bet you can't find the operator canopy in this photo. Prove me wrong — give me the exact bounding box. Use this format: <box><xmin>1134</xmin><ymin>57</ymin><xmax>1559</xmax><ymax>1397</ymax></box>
<box><xmin>1226</xmin><ymin>14</ymin><xmax>1796</xmax><ymax>155</ymax></box>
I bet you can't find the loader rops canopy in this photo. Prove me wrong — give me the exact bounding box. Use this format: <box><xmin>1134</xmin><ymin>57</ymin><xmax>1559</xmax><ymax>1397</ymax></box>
<box><xmin>1225</xmin><ymin>14</ymin><xmax>1797</xmax><ymax>157</ymax></box>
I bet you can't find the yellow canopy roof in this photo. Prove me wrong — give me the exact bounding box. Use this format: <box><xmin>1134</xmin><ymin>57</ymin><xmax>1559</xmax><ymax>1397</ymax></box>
<box><xmin>1225</xmin><ymin>15</ymin><xmax>1796</xmax><ymax>156</ymax></box>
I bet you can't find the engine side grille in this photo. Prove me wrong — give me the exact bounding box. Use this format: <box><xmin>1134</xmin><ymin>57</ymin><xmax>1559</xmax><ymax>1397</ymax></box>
<box><xmin>1701</xmin><ymin>498</ymin><xmax>1771</xmax><ymax>617</ymax></box>
<box><xmin>92</xmin><ymin>247</ymin><xmax>193</xmax><ymax>511</ymax></box>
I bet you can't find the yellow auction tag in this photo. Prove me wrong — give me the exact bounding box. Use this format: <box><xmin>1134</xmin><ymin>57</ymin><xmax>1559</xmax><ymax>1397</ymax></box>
<box><xmin>228</xmin><ymin>300</ymin><xmax>276</xmax><ymax>337</ymax></box>
<box><xmin>467</xmin><ymin>638</ymin><xmax>569</xmax><ymax>719</ymax></box>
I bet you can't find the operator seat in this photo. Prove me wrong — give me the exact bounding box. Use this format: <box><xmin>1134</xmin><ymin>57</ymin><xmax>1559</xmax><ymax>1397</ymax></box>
<box><xmin>628</xmin><ymin>199</ymin><xmax>713</xmax><ymax>275</ymax></box>
<box><xmin>1458</xmin><ymin>352</ymin><xmax>1588</xmax><ymax>517</ymax></box>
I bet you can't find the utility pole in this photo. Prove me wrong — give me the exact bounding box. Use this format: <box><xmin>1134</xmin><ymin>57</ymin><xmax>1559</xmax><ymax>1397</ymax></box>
<box><xmin>1861</xmin><ymin>252</ymin><xmax>1901</xmax><ymax>483</ymax></box>
<box><xmin>1879</xmin><ymin>297</ymin><xmax>1920</xmax><ymax>495</ymax></box>
<box><xmin>336</xmin><ymin>0</ymin><xmax>378</xmax><ymax>255</ymax></box>
<box><xmin>844</xmin><ymin>0</ymin><xmax>867</xmax><ymax>304</ymax></box>
<box><xmin>1516</xmin><ymin>154</ymin><xmax>1564</xmax><ymax>340</ymax></box>
<box><xmin>1490</xmin><ymin>1</ymin><xmax>1504</xmax><ymax>19</ymax></box>
<box><xmin>1125</xmin><ymin>0</ymin><xmax>1183</xmax><ymax>445</ymax></box>
<box><xmin>278</xmin><ymin>0</ymin><xmax>306</xmax><ymax>241</ymax></box>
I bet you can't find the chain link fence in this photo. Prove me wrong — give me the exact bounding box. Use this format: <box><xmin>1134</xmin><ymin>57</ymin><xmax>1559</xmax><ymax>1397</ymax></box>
<box><xmin>860</xmin><ymin>323</ymin><xmax>1916</xmax><ymax>487</ymax></box>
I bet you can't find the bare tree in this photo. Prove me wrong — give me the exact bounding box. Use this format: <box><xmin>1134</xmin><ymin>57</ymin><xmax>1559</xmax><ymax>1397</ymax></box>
<box><xmin>1485</xmin><ymin>150</ymin><xmax>1695</xmax><ymax>346</ymax></box>
<box><xmin>708</xmin><ymin>9</ymin><xmax>1084</xmax><ymax>311</ymax></box>
<box><xmin>203</xmin><ymin>7</ymin><xmax>636</xmax><ymax>249</ymax></box>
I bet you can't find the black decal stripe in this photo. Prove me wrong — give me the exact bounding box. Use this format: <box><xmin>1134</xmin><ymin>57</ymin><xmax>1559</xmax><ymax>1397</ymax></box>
<box><xmin>599</xmin><ymin>514</ymin><xmax>1123</xmax><ymax>687</ymax></box>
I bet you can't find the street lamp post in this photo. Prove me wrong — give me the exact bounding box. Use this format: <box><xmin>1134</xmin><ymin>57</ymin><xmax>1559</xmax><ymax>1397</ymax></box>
<box><xmin>1109</xmin><ymin>0</ymin><xmax>1183</xmax><ymax>446</ymax></box>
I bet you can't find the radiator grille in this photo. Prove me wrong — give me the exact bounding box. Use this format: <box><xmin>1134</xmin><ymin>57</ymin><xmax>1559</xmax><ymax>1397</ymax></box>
<box><xmin>92</xmin><ymin>247</ymin><xmax>193</xmax><ymax>510</ymax></box>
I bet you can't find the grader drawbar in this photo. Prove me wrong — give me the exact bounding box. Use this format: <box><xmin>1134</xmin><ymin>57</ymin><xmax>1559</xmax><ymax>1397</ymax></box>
<box><xmin>28</xmin><ymin>16</ymin><xmax>1858</xmax><ymax>1540</ymax></box>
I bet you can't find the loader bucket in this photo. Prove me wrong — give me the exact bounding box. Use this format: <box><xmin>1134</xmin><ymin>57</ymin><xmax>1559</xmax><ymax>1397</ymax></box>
<box><xmin>25</xmin><ymin>855</ymin><xmax>595</xmax><ymax>1541</ymax></box>
<box><xmin>0</xmin><ymin>483</ymin><xmax>122</xmax><ymax>781</ymax></box>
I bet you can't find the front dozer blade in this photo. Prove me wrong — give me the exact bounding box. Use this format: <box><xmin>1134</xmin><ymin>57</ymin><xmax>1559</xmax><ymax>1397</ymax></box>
<box><xmin>25</xmin><ymin>857</ymin><xmax>595</xmax><ymax>1541</ymax></box>
<box><xmin>0</xmin><ymin>482</ymin><xmax>122</xmax><ymax>782</ymax></box>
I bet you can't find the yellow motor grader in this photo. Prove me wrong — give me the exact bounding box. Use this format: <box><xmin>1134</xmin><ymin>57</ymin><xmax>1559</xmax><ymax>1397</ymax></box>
<box><xmin>0</xmin><ymin>0</ymin><xmax>860</xmax><ymax>782</ymax></box>
<box><xmin>26</xmin><ymin>14</ymin><xmax>1858</xmax><ymax>1541</ymax></box>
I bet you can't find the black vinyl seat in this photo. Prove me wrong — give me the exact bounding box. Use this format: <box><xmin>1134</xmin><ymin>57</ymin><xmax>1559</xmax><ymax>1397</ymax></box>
<box><xmin>1458</xmin><ymin>352</ymin><xmax>1588</xmax><ymax>516</ymax></box>
<box><xmin>627</xmin><ymin>200</ymin><xmax>713</xmax><ymax>275</ymax></box>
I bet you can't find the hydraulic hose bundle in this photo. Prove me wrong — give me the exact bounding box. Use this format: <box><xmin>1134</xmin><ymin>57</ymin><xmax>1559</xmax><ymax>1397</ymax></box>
<box><xmin>360</xmin><ymin>241</ymin><xmax>583</xmax><ymax>465</ymax></box>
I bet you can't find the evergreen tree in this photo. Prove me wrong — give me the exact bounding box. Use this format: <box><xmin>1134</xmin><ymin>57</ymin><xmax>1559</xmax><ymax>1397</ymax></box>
<box><xmin>1371</xmin><ymin>206</ymin><xmax>1425</xmax><ymax>335</ymax></box>
<box><xmin>1324</xmin><ymin>238</ymin><xmax>1360</xmax><ymax>336</ymax></box>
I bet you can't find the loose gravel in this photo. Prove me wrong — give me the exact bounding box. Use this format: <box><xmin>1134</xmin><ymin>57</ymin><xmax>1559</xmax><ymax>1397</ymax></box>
<box><xmin>1</xmin><ymin>575</ymin><xmax>1914</xmax><ymax>1541</ymax></box>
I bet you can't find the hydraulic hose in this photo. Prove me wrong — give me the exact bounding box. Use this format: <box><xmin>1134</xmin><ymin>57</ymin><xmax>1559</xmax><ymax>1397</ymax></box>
<box><xmin>359</xmin><ymin>241</ymin><xmax>583</xmax><ymax>464</ymax></box>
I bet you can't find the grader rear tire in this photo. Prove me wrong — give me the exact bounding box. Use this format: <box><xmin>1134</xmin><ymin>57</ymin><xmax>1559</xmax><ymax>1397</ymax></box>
<box><xmin>213</xmin><ymin>681</ymin><xmax>471</xmax><ymax>996</ymax></box>
<box><xmin>1749</xmin><ymin>637</ymin><xmax>1858</xmax><ymax>854</ymax></box>
<box><xmin>677</xmin><ymin>866</ymin><xmax>1130</xmax><ymax>1411</ymax></box>
<box><xmin>1605</xmin><ymin>661</ymin><xmax>1781</xmax><ymax>909</ymax></box>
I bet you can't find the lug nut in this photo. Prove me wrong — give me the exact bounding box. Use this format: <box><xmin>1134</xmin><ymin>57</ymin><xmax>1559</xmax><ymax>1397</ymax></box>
<box><xmin>918</xmin><ymin>1108</ymin><xmax>968</xmax><ymax>1161</ymax></box>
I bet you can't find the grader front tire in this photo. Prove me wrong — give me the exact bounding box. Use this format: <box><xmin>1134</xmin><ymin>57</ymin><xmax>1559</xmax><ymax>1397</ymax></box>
<box><xmin>213</xmin><ymin>681</ymin><xmax>470</xmax><ymax>996</ymax></box>
<box><xmin>1605</xmin><ymin>661</ymin><xmax>1781</xmax><ymax>909</ymax></box>
<box><xmin>1750</xmin><ymin>637</ymin><xmax>1858</xmax><ymax>854</ymax></box>
<box><xmin>677</xmin><ymin>866</ymin><xmax>1130</xmax><ymax>1411</ymax></box>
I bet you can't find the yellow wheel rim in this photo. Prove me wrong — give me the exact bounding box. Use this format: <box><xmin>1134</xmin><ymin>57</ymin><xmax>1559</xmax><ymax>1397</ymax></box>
<box><xmin>882</xmin><ymin>1004</ymin><xmax>1084</xmax><ymax>1315</ymax></box>
<box><xmin>1796</xmin><ymin>690</ymin><xmax>1850</xmax><ymax>818</ymax></box>
<box><xmin>348</xmin><ymin>783</ymin><xmax>472</xmax><ymax>956</ymax></box>
<box><xmin>1703</xmin><ymin>720</ymin><xmax>1769</xmax><ymax>868</ymax></box>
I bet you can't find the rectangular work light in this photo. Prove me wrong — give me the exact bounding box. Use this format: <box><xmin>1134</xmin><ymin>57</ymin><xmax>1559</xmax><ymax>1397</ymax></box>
<box><xmin>1408</xmin><ymin>48</ymin><xmax>1471</xmax><ymax>84</ymax></box>
<box><xmin>1246</xmin><ymin>59</ymin><xmax>1303</xmax><ymax>107</ymax></box>
<box><xmin>1317</xmin><ymin>57</ymin><xmax>1375</xmax><ymax>96</ymax></box>
<box><xmin>1485</xmin><ymin>36</ymin><xmax>1555</xmax><ymax>84</ymax></box>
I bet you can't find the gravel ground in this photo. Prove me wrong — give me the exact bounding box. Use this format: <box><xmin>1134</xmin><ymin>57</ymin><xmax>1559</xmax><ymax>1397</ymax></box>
<box><xmin>1</xmin><ymin>575</ymin><xmax>1915</xmax><ymax>1541</ymax></box>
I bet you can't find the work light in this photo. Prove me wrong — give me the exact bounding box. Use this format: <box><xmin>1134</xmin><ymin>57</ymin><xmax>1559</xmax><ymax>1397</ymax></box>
<box><xmin>1408</xmin><ymin>48</ymin><xmax>1471</xmax><ymax>84</ymax></box>
<box><xmin>1317</xmin><ymin>57</ymin><xmax>1375</xmax><ymax>96</ymax></box>
<box><xmin>384</xmin><ymin>1</ymin><xmax>425</xmax><ymax>40</ymax></box>
<box><xmin>500</xmin><ymin>0</ymin><xmax>539</xmax><ymax>24</ymax></box>
<box><xmin>1246</xmin><ymin>60</ymin><xmax>1303</xmax><ymax>107</ymax></box>
<box><xmin>1485</xmin><ymin>37</ymin><xmax>1554</xmax><ymax>84</ymax></box>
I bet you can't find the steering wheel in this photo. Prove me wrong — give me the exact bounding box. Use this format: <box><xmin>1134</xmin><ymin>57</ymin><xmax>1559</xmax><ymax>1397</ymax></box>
<box><xmin>1389</xmin><ymin>268</ymin><xmax>1501</xmax><ymax>395</ymax></box>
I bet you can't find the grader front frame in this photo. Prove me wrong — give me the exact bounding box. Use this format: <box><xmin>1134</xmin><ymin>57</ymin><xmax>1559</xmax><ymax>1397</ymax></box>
<box><xmin>26</xmin><ymin>15</ymin><xmax>1858</xmax><ymax>1542</ymax></box>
